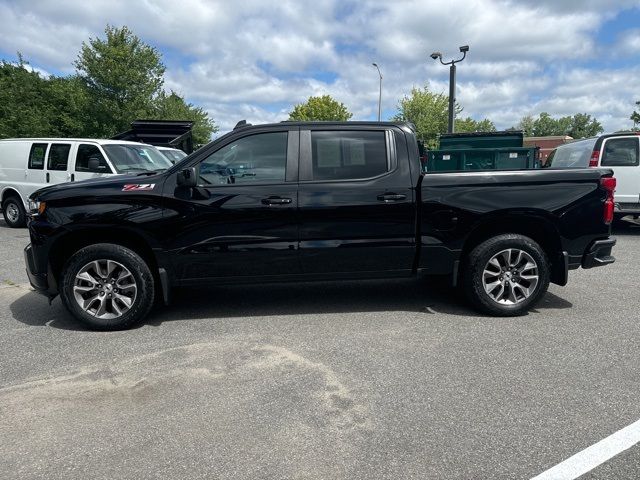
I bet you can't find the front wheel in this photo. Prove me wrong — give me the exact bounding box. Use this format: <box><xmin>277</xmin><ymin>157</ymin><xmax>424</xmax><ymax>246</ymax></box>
<box><xmin>59</xmin><ymin>244</ymin><xmax>155</xmax><ymax>330</ymax></box>
<box><xmin>462</xmin><ymin>234</ymin><xmax>550</xmax><ymax>316</ymax></box>
<box><xmin>2</xmin><ymin>196</ymin><xmax>27</xmax><ymax>228</ymax></box>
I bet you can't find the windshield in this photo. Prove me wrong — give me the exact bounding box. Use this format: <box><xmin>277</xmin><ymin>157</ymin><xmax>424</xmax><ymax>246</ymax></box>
<box><xmin>102</xmin><ymin>144</ymin><xmax>173</xmax><ymax>173</ymax></box>
<box><xmin>160</xmin><ymin>149</ymin><xmax>188</xmax><ymax>163</ymax></box>
<box><xmin>548</xmin><ymin>138</ymin><xmax>597</xmax><ymax>169</ymax></box>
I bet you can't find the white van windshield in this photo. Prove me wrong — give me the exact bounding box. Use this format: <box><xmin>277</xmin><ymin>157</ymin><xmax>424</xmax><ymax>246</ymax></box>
<box><xmin>102</xmin><ymin>144</ymin><xmax>173</xmax><ymax>173</ymax></box>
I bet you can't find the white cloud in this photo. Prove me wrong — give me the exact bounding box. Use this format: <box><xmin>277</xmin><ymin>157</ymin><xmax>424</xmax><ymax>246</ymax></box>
<box><xmin>1</xmin><ymin>0</ymin><xmax>639</xmax><ymax>138</ymax></box>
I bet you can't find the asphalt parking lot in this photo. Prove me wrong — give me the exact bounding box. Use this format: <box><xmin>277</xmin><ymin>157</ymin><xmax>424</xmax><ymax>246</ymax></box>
<box><xmin>1</xmin><ymin>218</ymin><xmax>639</xmax><ymax>479</ymax></box>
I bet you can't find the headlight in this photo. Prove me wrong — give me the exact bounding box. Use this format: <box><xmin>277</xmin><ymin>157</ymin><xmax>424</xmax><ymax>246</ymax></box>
<box><xmin>28</xmin><ymin>200</ymin><xmax>46</xmax><ymax>215</ymax></box>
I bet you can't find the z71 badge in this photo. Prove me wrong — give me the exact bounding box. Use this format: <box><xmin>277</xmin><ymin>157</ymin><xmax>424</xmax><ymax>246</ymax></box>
<box><xmin>122</xmin><ymin>184</ymin><xmax>156</xmax><ymax>192</ymax></box>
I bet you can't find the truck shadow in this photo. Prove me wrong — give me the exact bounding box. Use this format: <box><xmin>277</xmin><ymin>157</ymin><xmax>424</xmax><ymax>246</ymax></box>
<box><xmin>612</xmin><ymin>217</ymin><xmax>640</xmax><ymax>236</ymax></box>
<box><xmin>9</xmin><ymin>278</ymin><xmax>573</xmax><ymax>331</ymax></box>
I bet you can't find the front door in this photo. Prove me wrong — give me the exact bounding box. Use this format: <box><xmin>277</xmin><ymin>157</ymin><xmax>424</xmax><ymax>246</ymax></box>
<box><xmin>74</xmin><ymin>143</ymin><xmax>113</xmax><ymax>181</ymax></box>
<box><xmin>164</xmin><ymin>128</ymin><xmax>300</xmax><ymax>280</ymax></box>
<box><xmin>297</xmin><ymin>128</ymin><xmax>415</xmax><ymax>275</ymax></box>
<box><xmin>46</xmin><ymin>143</ymin><xmax>72</xmax><ymax>185</ymax></box>
<box><xmin>600</xmin><ymin>136</ymin><xmax>640</xmax><ymax>206</ymax></box>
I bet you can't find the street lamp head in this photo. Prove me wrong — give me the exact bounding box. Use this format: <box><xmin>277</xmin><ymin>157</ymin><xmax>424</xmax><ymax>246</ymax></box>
<box><xmin>430</xmin><ymin>52</ymin><xmax>441</xmax><ymax>60</ymax></box>
<box><xmin>372</xmin><ymin>62</ymin><xmax>378</xmax><ymax>67</ymax></box>
<box><xmin>459</xmin><ymin>45</ymin><xmax>469</xmax><ymax>53</ymax></box>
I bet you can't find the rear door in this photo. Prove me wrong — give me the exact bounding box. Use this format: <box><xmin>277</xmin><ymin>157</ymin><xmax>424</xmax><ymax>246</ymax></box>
<box><xmin>297</xmin><ymin>127</ymin><xmax>415</xmax><ymax>275</ymax></box>
<box><xmin>25</xmin><ymin>142</ymin><xmax>48</xmax><ymax>187</ymax></box>
<box><xmin>45</xmin><ymin>143</ymin><xmax>72</xmax><ymax>185</ymax></box>
<box><xmin>600</xmin><ymin>136</ymin><xmax>640</xmax><ymax>206</ymax></box>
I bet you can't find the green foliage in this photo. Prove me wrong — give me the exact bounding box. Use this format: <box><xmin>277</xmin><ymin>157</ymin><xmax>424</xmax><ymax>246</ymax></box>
<box><xmin>392</xmin><ymin>84</ymin><xmax>462</xmax><ymax>148</ymax></box>
<box><xmin>152</xmin><ymin>91</ymin><xmax>218</xmax><ymax>145</ymax></box>
<box><xmin>289</xmin><ymin>95</ymin><xmax>352</xmax><ymax>121</ymax></box>
<box><xmin>514</xmin><ymin>112</ymin><xmax>603</xmax><ymax>138</ymax></box>
<box><xmin>74</xmin><ymin>25</ymin><xmax>166</xmax><ymax>137</ymax></box>
<box><xmin>455</xmin><ymin>117</ymin><xmax>496</xmax><ymax>133</ymax></box>
<box><xmin>630</xmin><ymin>101</ymin><xmax>640</xmax><ymax>131</ymax></box>
<box><xmin>0</xmin><ymin>25</ymin><xmax>217</xmax><ymax>144</ymax></box>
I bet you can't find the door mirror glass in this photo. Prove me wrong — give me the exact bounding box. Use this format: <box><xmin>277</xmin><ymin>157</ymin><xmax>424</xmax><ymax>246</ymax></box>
<box><xmin>177</xmin><ymin>167</ymin><xmax>198</xmax><ymax>187</ymax></box>
<box><xmin>88</xmin><ymin>157</ymin><xmax>107</xmax><ymax>172</ymax></box>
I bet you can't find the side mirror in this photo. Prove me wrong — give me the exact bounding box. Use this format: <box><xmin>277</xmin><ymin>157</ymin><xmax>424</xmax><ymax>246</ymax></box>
<box><xmin>177</xmin><ymin>167</ymin><xmax>198</xmax><ymax>187</ymax></box>
<box><xmin>88</xmin><ymin>157</ymin><xmax>101</xmax><ymax>171</ymax></box>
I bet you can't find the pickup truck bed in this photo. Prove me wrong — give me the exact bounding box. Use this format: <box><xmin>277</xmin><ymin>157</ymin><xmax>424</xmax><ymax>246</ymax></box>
<box><xmin>24</xmin><ymin>121</ymin><xmax>616</xmax><ymax>330</ymax></box>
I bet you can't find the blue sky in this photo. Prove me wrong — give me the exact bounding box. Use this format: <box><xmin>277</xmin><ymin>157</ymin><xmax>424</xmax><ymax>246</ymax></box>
<box><xmin>1</xmin><ymin>0</ymin><xmax>640</xmax><ymax>137</ymax></box>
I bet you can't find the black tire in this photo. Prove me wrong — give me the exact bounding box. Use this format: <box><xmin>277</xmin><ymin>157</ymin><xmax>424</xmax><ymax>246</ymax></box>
<box><xmin>2</xmin><ymin>196</ymin><xmax>27</xmax><ymax>228</ymax></box>
<box><xmin>59</xmin><ymin>243</ymin><xmax>155</xmax><ymax>330</ymax></box>
<box><xmin>462</xmin><ymin>234</ymin><xmax>550</xmax><ymax>316</ymax></box>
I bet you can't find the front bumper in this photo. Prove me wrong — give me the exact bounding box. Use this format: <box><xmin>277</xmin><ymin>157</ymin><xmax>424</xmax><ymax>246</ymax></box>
<box><xmin>582</xmin><ymin>238</ymin><xmax>616</xmax><ymax>269</ymax></box>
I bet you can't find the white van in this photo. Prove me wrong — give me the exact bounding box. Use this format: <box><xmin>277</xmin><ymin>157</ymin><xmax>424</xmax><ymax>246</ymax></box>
<box><xmin>548</xmin><ymin>132</ymin><xmax>640</xmax><ymax>218</ymax></box>
<box><xmin>0</xmin><ymin>138</ymin><xmax>173</xmax><ymax>227</ymax></box>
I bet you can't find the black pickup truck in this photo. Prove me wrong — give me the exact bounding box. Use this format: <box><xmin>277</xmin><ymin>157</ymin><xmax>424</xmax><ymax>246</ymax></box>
<box><xmin>24</xmin><ymin>121</ymin><xmax>616</xmax><ymax>329</ymax></box>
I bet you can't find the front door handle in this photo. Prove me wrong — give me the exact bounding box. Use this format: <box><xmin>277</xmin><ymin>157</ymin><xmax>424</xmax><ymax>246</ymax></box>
<box><xmin>261</xmin><ymin>196</ymin><xmax>292</xmax><ymax>205</ymax></box>
<box><xmin>377</xmin><ymin>193</ymin><xmax>406</xmax><ymax>202</ymax></box>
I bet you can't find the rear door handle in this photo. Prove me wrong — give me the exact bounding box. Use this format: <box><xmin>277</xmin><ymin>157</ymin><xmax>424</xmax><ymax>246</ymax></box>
<box><xmin>261</xmin><ymin>196</ymin><xmax>292</xmax><ymax>205</ymax></box>
<box><xmin>46</xmin><ymin>172</ymin><xmax>50</xmax><ymax>183</ymax></box>
<box><xmin>377</xmin><ymin>193</ymin><xmax>406</xmax><ymax>202</ymax></box>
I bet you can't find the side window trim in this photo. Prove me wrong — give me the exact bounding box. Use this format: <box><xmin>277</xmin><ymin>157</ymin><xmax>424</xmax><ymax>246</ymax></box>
<box><xmin>601</xmin><ymin>136</ymin><xmax>640</xmax><ymax>167</ymax></box>
<box><xmin>299</xmin><ymin>128</ymin><xmax>396</xmax><ymax>183</ymax></box>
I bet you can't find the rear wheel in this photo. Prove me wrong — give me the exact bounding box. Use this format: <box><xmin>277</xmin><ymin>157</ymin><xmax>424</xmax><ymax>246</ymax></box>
<box><xmin>2</xmin><ymin>196</ymin><xmax>26</xmax><ymax>228</ymax></box>
<box><xmin>462</xmin><ymin>234</ymin><xmax>550</xmax><ymax>316</ymax></box>
<box><xmin>59</xmin><ymin>244</ymin><xmax>155</xmax><ymax>330</ymax></box>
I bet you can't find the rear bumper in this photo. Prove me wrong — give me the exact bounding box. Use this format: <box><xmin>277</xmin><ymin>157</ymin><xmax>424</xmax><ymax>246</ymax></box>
<box><xmin>581</xmin><ymin>238</ymin><xmax>616</xmax><ymax>269</ymax></box>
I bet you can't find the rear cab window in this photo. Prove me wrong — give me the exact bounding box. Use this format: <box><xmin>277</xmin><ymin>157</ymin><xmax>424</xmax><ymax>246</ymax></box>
<box><xmin>28</xmin><ymin>143</ymin><xmax>48</xmax><ymax>170</ymax></box>
<box><xmin>310</xmin><ymin>130</ymin><xmax>388</xmax><ymax>181</ymax></box>
<box><xmin>601</xmin><ymin>137</ymin><xmax>639</xmax><ymax>167</ymax></box>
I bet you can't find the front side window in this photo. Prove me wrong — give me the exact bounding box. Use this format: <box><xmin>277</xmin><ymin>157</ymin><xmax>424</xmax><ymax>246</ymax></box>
<box><xmin>47</xmin><ymin>144</ymin><xmax>71</xmax><ymax>171</ymax></box>
<box><xmin>28</xmin><ymin>143</ymin><xmax>48</xmax><ymax>170</ymax></box>
<box><xmin>76</xmin><ymin>144</ymin><xmax>111</xmax><ymax>173</ymax></box>
<box><xmin>199</xmin><ymin>132</ymin><xmax>288</xmax><ymax>185</ymax></box>
<box><xmin>102</xmin><ymin>144</ymin><xmax>173</xmax><ymax>173</ymax></box>
<box><xmin>601</xmin><ymin>138</ymin><xmax>639</xmax><ymax>167</ymax></box>
<box><xmin>311</xmin><ymin>131</ymin><xmax>387</xmax><ymax>180</ymax></box>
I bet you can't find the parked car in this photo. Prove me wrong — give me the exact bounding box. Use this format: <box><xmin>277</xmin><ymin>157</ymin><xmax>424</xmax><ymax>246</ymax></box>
<box><xmin>156</xmin><ymin>146</ymin><xmax>188</xmax><ymax>164</ymax></box>
<box><xmin>0</xmin><ymin>138</ymin><xmax>173</xmax><ymax>227</ymax></box>
<box><xmin>548</xmin><ymin>132</ymin><xmax>639</xmax><ymax>218</ymax></box>
<box><xmin>25</xmin><ymin>121</ymin><xmax>616</xmax><ymax>330</ymax></box>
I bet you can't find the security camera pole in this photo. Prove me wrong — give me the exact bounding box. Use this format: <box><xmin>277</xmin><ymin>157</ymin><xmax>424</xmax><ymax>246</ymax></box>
<box><xmin>372</xmin><ymin>63</ymin><xmax>382</xmax><ymax>122</ymax></box>
<box><xmin>430</xmin><ymin>45</ymin><xmax>469</xmax><ymax>133</ymax></box>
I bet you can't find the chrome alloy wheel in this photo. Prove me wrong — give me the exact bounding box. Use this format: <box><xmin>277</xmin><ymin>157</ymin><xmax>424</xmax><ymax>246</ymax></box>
<box><xmin>482</xmin><ymin>248</ymin><xmax>539</xmax><ymax>305</ymax></box>
<box><xmin>72</xmin><ymin>260</ymin><xmax>137</xmax><ymax>319</ymax></box>
<box><xmin>6</xmin><ymin>202</ymin><xmax>19</xmax><ymax>223</ymax></box>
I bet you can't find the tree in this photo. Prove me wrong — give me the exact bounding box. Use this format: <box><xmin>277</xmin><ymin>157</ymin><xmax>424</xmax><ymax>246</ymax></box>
<box><xmin>289</xmin><ymin>95</ymin><xmax>352</xmax><ymax>121</ymax></box>
<box><xmin>455</xmin><ymin>117</ymin><xmax>496</xmax><ymax>133</ymax></box>
<box><xmin>152</xmin><ymin>90</ymin><xmax>218</xmax><ymax>145</ymax></box>
<box><xmin>74</xmin><ymin>25</ymin><xmax>166</xmax><ymax>137</ymax></box>
<box><xmin>513</xmin><ymin>112</ymin><xmax>603</xmax><ymax>138</ymax></box>
<box><xmin>630</xmin><ymin>101</ymin><xmax>640</xmax><ymax>131</ymax></box>
<box><xmin>392</xmin><ymin>84</ymin><xmax>461</xmax><ymax>147</ymax></box>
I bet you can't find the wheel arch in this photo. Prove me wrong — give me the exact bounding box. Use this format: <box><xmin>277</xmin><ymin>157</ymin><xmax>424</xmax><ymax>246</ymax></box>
<box><xmin>1</xmin><ymin>187</ymin><xmax>26</xmax><ymax>207</ymax></box>
<box><xmin>459</xmin><ymin>212</ymin><xmax>565</xmax><ymax>286</ymax></box>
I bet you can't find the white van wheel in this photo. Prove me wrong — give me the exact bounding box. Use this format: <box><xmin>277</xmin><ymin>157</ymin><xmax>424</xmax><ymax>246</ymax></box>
<box><xmin>2</xmin><ymin>197</ymin><xmax>26</xmax><ymax>228</ymax></box>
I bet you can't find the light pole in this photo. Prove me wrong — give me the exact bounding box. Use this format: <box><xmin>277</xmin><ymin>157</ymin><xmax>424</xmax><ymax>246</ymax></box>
<box><xmin>372</xmin><ymin>63</ymin><xmax>382</xmax><ymax>122</ymax></box>
<box><xmin>430</xmin><ymin>45</ymin><xmax>469</xmax><ymax>133</ymax></box>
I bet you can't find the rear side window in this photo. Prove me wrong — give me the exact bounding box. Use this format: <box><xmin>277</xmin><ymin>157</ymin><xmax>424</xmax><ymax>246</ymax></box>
<box><xmin>28</xmin><ymin>143</ymin><xmax>47</xmax><ymax>170</ymax></box>
<box><xmin>47</xmin><ymin>144</ymin><xmax>71</xmax><ymax>171</ymax></box>
<box><xmin>601</xmin><ymin>138</ymin><xmax>639</xmax><ymax>167</ymax></box>
<box><xmin>311</xmin><ymin>131</ymin><xmax>387</xmax><ymax>180</ymax></box>
<box><xmin>76</xmin><ymin>144</ymin><xmax>111</xmax><ymax>173</ymax></box>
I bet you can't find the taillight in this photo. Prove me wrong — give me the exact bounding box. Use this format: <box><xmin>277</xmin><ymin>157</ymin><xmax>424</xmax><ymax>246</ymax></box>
<box><xmin>601</xmin><ymin>176</ymin><xmax>616</xmax><ymax>224</ymax></box>
<box><xmin>589</xmin><ymin>150</ymin><xmax>600</xmax><ymax>167</ymax></box>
